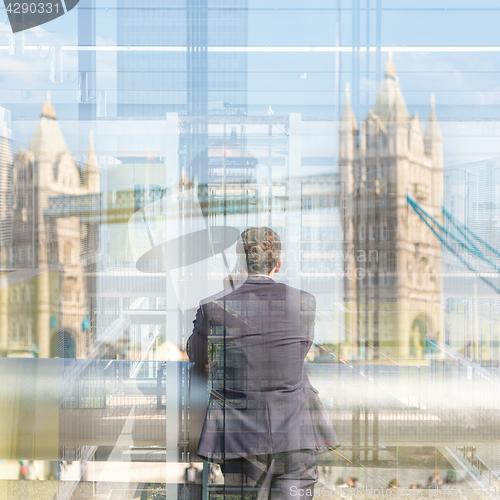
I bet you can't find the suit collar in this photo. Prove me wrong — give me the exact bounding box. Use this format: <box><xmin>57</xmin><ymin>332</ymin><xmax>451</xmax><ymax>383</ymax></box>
<box><xmin>245</xmin><ymin>274</ymin><xmax>275</xmax><ymax>284</ymax></box>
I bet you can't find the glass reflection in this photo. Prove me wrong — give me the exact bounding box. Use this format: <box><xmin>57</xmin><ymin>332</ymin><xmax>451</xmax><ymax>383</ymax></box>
<box><xmin>0</xmin><ymin>3</ymin><xmax>499</xmax><ymax>499</ymax></box>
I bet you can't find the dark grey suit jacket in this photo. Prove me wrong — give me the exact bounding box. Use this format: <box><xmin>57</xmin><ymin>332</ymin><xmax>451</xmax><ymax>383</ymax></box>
<box><xmin>187</xmin><ymin>275</ymin><xmax>340</xmax><ymax>461</ymax></box>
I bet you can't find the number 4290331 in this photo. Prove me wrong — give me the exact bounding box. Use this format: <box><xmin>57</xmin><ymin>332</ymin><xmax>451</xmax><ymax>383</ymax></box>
<box><xmin>6</xmin><ymin>2</ymin><xmax>59</xmax><ymax>14</ymax></box>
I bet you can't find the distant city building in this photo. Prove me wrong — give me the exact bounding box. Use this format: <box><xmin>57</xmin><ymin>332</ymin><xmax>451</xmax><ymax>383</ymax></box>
<box><xmin>0</xmin><ymin>121</ymin><xmax>12</xmax><ymax>268</ymax></box>
<box><xmin>443</xmin><ymin>160</ymin><xmax>500</xmax><ymax>361</ymax></box>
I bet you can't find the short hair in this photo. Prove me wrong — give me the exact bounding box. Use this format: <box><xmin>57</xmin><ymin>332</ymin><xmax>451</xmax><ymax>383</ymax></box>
<box><xmin>237</xmin><ymin>227</ymin><xmax>281</xmax><ymax>275</ymax></box>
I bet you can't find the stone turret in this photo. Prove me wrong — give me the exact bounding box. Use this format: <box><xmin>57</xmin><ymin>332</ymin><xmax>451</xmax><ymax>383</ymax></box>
<box><xmin>42</xmin><ymin>91</ymin><xmax>56</xmax><ymax>119</ymax></box>
<box><xmin>372</xmin><ymin>53</ymin><xmax>409</xmax><ymax>121</ymax></box>
<box><xmin>339</xmin><ymin>83</ymin><xmax>357</xmax><ymax>239</ymax></box>
<box><xmin>424</xmin><ymin>94</ymin><xmax>443</xmax><ymax>168</ymax></box>
<box><xmin>25</xmin><ymin>92</ymin><xmax>73</xmax><ymax>189</ymax></box>
<box><xmin>409</xmin><ymin>113</ymin><xmax>425</xmax><ymax>158</ymax></box>
<box><xmin>83</xmin><ymin>130</ymin><xmax>100</xmax><ymax>194</ymax></box>
<box><xmin>425</xmin><ymin>94</ymin><xmax>444</xmax><ymax>216</ymax></box>
<box><xmin>339</xmin><ymin>83</ymin><xmax>357</xmax><ymax>163</ymax></box>
<box><xmin>388</xmin><ymin>79</ymin><xmax>410</xmax><ymax>156</ymax></box>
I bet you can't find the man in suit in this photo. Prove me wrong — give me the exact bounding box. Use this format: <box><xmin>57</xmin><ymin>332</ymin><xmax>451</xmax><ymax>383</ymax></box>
<box><xmin>187</xmin><ymin>227</ymin><xmax>339</xmax><ymax>499</ymax></box>
<box><xmin>183</xmin><ymin>462</ymin><xmax>202</xmax><ymax>500</ymax></box>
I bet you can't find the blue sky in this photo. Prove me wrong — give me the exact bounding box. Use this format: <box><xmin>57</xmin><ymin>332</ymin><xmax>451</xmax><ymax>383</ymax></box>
<box><xmin>3</xmin><ymin>2</ymin><xmax>500</xmax><ymax>164</ymax></box>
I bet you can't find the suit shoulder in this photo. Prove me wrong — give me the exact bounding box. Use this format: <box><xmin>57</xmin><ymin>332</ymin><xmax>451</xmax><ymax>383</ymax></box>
<box><xmin>198</xmin><ymin>281</ymin><xmax>252</xmax><ymax>314</ymax></box>
<box><xmin>300</xmin><ymin>289</ymin><xmax>316</xmax><ymax>310</ymax></box>
<box><xmin>198</xmin><ymin>284</ymin><xmax>240</xmax><ymax>308</ymax></box>
<box><xmin>282</xmin><ymin>282</ymin><xmax>314</xmax><ymax>297</ymax></box>
<box><xmin>278</xmin><ymin>283</ymin><xmax>316</xmax><ymax>303</ymax></box>
<box><xmin>300</xmin><ymin>289</ymin><xmax>315</xmax><ymax>301</ymax></box>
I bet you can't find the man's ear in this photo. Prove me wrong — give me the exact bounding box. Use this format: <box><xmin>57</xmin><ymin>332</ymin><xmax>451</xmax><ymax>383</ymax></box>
<box><xmin>274</xmin><ymin>258</ymin><xmax>282</xmax><ymax>273</ymax></box>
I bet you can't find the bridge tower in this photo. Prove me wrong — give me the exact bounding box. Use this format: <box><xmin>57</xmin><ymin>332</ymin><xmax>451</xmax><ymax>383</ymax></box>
<box><xmin>340</xmin><ymin>55</ymin><xmax>444</xmax><ymax>360</ymax></box>
<box><xmin>6</xmin><ymin>94</ymin><xmax>100</xmax><ymax>358</ymax></box>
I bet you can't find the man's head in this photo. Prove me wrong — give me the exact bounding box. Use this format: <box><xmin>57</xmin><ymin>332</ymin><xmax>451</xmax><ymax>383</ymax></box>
<box><xmin>237</xmin><ymin>227</ymin><xmax>282</xmax><ymax>276</ymax></box>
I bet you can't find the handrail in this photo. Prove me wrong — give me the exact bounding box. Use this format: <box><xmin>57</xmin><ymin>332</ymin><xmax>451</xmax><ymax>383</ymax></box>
<box><xmin>407</xmin><ymin>193</ymin><xmax>500</xmax><ymax>294</ymax></box>
<box><xmin>427</xmin><ymin>340</ymin><xmax>500</xmax><ymax>389</ymax></box>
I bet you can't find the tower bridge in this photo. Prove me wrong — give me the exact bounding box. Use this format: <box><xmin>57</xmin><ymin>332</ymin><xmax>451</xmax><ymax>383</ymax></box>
<box><xmin>340</xmin><ymin>54</ymin><xmax>444</xmax><ymax>361</ymax></box>
<box><xmin>335</xmin><ymin>55</ymin><xmax>500</xmax><ymax>487</ymax></box>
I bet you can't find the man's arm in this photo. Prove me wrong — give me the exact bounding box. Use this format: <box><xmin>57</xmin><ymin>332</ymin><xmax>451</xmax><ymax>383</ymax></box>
<box><xmin>186</xmin><ymin>305</ymin><xmax>209</xmax><ymax>366</ymax></box>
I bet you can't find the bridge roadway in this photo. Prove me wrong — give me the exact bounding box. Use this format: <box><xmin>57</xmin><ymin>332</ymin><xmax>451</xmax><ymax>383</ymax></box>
<box><xmin>2</xmin><ymin>358</ymin><xmax>500</xmax><ymax>460</ymax></box>
<box><xmin>53</xmin><ymin>360</ymin><xmax>500</xmax><ymax>450</ymax></box>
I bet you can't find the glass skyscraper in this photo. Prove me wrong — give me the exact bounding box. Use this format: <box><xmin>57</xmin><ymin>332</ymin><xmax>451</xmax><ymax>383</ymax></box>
<box><xmin>116</xmin><ymin>0</ymin><xmax>248</xmax><ymax>118</ymax></box>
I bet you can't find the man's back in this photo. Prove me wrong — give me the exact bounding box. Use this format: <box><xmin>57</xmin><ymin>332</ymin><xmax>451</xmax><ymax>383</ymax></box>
<box><xmin>192</xmin><ymin>275</ymin><xmax>315</xmax><ymax>388</ymax></box>
<box><xmin>187</xmin><ymin>226</ymin><xmax>338</xmax><ymax>498</ymax></box>
<box><xmin>188</xmin><ymin>275</ymin><xmax>338</xmax><ymax>459</ymax></box>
